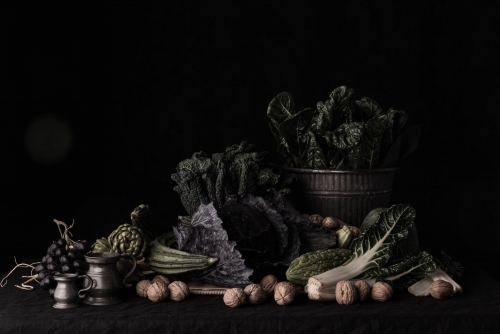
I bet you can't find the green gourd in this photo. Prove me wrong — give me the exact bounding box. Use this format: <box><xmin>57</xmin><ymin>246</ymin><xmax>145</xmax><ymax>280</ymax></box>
<box><xmin>285</xmin><ymin>248</ymin><xmax>352</xmax><ymax>286</ymax></box>
<box><xmin>146</xmin><ymin>233</ymin><xmax>218</xmax><ymax>275</ymax></box>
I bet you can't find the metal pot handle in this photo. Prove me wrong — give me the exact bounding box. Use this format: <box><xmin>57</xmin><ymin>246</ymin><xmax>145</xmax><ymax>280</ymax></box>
<box><xmin>77</xmin><ymin>274</ymin><xmax>93</xmax><ymax>298</ymax></box>
<box><xmin>119</xmin><ymin>254</ymin><xmax>137</xmax><ymax>288</ymax></box>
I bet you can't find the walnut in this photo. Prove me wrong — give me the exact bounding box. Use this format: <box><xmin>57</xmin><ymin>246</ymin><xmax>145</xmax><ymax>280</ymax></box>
<box><xmin>371</xmin><ymin>281</ymin><xmax>393</xmax><ymax>302</ymax></box>
<box><xmin>223</xmin><ymin>288</ymin><xmax>247</xmax><ymax>308</ymax></box>
<box><xmin>348</xmin><ymin>225</ymin><xmax>362</xmax><ymax>238</ymax></box>
<box><xmin>260</xmin><ymin>274</ymin><xmax>279</xmax><ymax>297</ymax></box>
<box><xmin>354</xmin><ymin>280</ymin><xmax>371</xmax><ymax>302</ymax></box>
<box><xmin>302</xmin><ymin>213</ymin><xmax>310</xmax><ymax>220</ymax></box>
<box><xmin>274</xmin><ymin>281</ymin><xmax>297</xmax><ymax>306</ymax></box>
<box><xmin>322</xmin><ymin>217</ymin><xmax>339</xmax><ymax>230</ymax></box>
<box><xmin>429</xmin><ymin>279</ymin><xmax>454</xmax><ymax>299</ymax></box>
<box><xmin>335</xmin><ymin>280</ymin><xmax>358</xmax><ymax>305</ymax></box>
<box><xmin>168</xmin><ymin>280</ymin><xmax>190</xmax><ymax>301</ymax></box>
<box><xmin>147</xmin><ymin>281</ymin><xmax>169</xmax><ymax>302</ymax></box>
<box><xmin>136</xmin><ymin>279</ymin><xmax>152</xmax><ymax>298</ymax></box>
<box><xmin>152</xmin><ymin>275</ymin><xmax>171</xmax><ymax>286</ymax></box>
<box><xmin>308</xmin><ymin>214</ymin><xmax>323</xmax><ymax>226</ymax></box>
<box><xmin>244</xmin><ymin>283</ymin><xmax>266</xmax><ymax>305</ymax></box>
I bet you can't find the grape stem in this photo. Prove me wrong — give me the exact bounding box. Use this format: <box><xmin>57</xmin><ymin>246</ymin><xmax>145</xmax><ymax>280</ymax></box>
<box><xmin>53</xmin><ymin>219</ymin><xmax>76</xmax><ymax>249</ymax></box>
<box><xmin>0</xmin><ymin>257</ymin><xmax>40</xmax><ymax>290</ymax></box>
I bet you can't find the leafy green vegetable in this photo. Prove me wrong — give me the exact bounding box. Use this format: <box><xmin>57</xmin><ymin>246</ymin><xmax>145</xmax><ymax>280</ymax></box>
<box><xmin>358</xmin><ymin>250</ymin><xmax>437</xmax><ymax>289</ymax></box>
<box><xmin>306</xmin><ymin>204</ymin><xmax>417</xmax><ymax>300</ymax></box>
<box><xmin>267</xmin><ymin>85</ymin><xmax>420</xmax><ymax>169</ymax></box>
<box><xmin>171</xmin><ymin>141</ymin><xmax>294</xmax><ymax>216</ymax></box>
<box><xmin>305</xmin><ymin>204</ymin><xmax>465</xmax><ymax>301</ymax></box>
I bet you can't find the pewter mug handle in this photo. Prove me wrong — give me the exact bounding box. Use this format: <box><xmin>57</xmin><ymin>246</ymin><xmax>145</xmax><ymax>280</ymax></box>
<box><xmin>78</xmin><ymin>274</ymin><xmax>93</xmax><ymax>298</ymax></box>
<box><xmin>120</xmin><ymin>254</ymin><xmax>136</xmax><ymax>288</ymax></box>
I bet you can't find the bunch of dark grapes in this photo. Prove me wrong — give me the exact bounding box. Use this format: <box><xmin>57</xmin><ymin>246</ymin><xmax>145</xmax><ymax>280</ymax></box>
<box><xmin>33</xmin><ymin>239</ymin><xmax>91</xmax><ymax>296</ymax></box>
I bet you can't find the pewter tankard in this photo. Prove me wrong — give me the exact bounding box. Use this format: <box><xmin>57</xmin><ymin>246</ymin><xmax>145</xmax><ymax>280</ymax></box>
<box><xmin>53</xmin><ymin>273</ymin><xmax>93</xmax><ymax>309</ymax></box>
<box><xmin>83</xmin><ymin>252</ymin><xmax>136</xmax><ymax>305</ymax></box>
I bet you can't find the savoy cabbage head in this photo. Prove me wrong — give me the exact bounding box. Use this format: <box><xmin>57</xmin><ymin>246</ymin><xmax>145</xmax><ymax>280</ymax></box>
<box><xmin>173</xmin><ymin>190</ymin><xmax>336</xmax><ymax>286</ymax></box>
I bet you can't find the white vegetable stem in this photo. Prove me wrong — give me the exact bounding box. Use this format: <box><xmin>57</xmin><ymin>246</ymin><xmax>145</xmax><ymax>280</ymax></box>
<box><xmin>306</xmin><ymin>223</ymin><xmax>393</xmax><ymax>300</ymax></box>
<box><xmin>305</xmin><ymin>283</ymin><xmax>337</xmax><ymax>301</ymax></box>
<box><xmin>407</xmin><ymin>268</ymin><xmax>463</xmax><ymax>297</ymax></box>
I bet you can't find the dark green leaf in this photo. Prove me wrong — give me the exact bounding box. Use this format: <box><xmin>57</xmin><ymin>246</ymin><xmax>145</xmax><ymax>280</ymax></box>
<box><xmin>278</xmin><ymin>107</ymin><xmax>316</xmax><ymax>165</ymax></box>
<box><xmin>347</xmin><ymin>204</ymin><xmax>416</xmax><ymax>272</ymax></box>
<box><xmin>329</xmin><ymin>86</ymin><xmax>355</xmax><ymax>128</ymax></box>
<box><xmin>317</xmin><ymin>122</ymin><xmax>363</xmax><ymax>151</ymax></box>
<box><xmin>359</xmin><ymin>250</ymin><xmax>437</xmax><ymax>289</ymax></box>
<box><xmin>267</xmin><ymin>92</ymin><xmax>295</xmax><ymax>125</ymax></box>
<box><xmin>354</xmin><ymin>96</ymin><xmax>383</xmax><ymax>122</ymax></box>
<box><xmin>361</xmin><ymin>115</ymin><xmax>392</xmax><ymax>169</ymax></box>
<box><xmin>303</xmin><ymin>131</ymin><xmax>328</xmax><ymax>169</ymax></box>
<box><xmin>315</xmin><ymin>98</ymin><xmax>335</xmax><ymax>131</ymax></box>
<box><xmin>329</xmin><ymin>85</ymin><xmax>354</xmax><ymax>107</ymax></box>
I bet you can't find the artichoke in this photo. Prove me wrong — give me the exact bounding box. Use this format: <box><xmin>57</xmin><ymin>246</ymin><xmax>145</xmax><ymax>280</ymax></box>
<box><xmin>108</xmin><ymin>224</ymin><xmax>147</xmax><ymax>258</ymax></box>
<box><xmin>91</xmin><ymin>237</ymin><xmax>111</xmax><ymax>253</ymax></box>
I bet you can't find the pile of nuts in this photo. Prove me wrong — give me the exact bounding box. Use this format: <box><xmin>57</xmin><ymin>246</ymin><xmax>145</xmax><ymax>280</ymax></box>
<box><xmin>335</xmin><ymin>280</ymin><xmax>394</xmax><ymax>305</ymax></box>
<box><xmin>303</xmin><ymin>213</ymin><xmax>361</xmax><ymax>237</ymax></box>
<box><xmin>136</xmin><ymin>274</ymin><xmax>190</xmax><ymax>302</ymax></box>
<box><xmin>223</xmin><ymin>274</ymin><xmax>299</xmax><ymax>308</ymax></box>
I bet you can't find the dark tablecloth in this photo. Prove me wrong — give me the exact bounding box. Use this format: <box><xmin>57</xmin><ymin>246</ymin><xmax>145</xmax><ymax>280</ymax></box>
<box><xmin>1</xmin><ymin>260</ymin><xmax>499</xmax><ymax>334</ymax></box>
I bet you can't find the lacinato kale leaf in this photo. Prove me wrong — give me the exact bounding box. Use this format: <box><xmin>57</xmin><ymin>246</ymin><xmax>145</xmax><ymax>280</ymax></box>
<box><xmin>172</xmin><ymin>141</ymin><xmax>294</xmax><ymax>216</ymax></box>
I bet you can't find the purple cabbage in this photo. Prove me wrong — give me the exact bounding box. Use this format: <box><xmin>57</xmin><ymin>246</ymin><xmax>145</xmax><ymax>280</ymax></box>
<box><xmin>173</xmin><ymin>190</ymin><xmax>336</xmax><ymax>286</ymax></box>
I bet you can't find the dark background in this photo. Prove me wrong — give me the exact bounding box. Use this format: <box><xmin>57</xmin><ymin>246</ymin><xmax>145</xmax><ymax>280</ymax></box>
<box><xmin>1</xmin><ymin>1</ymin><xmax>499</xmax><ymax>281</ymax></box>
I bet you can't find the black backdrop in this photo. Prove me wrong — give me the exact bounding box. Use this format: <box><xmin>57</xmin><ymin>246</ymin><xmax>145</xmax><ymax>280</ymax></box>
<box><xmin>1</xmin><ymin>1</ymin><xmax>500</xmax><ymax>281</ymax></box>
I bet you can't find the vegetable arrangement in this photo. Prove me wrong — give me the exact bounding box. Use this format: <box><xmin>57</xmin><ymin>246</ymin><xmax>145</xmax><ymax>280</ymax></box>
<box><xmin>171</xmin><ymin>190</ymin><xmax>337</xmax><ymax>286</ymax></box>
<box><xmin>304</xmin><ymin>204</ymin><xmax>463</xmax><ymax>301</ymax></box>
<box><xmin>267</xmin><ymin>86</ymin><xmax>421</xmax><ymax>169</ymax></box>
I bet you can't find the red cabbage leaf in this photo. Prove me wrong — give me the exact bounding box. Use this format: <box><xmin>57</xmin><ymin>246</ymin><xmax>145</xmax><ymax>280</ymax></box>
<box><xmin>173</xmin><ymin>203</ymin><xmax>253</xmax><ymax>287</ymax></box>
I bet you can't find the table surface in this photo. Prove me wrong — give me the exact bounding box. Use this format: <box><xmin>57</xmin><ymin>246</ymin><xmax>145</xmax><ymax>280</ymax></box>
<box><xmin>1</xmin><ymin>260</ymin><xmax>500</xmax><ymax>334</ymax></box>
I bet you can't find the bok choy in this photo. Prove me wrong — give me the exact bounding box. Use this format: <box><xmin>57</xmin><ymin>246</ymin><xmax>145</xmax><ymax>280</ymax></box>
<box><xmin>306</xmin><ymin>204</ymin><xmax>419</xmax><ymax>300</ymax></box>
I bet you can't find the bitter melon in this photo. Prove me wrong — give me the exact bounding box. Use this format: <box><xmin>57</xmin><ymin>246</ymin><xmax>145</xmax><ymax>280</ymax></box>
<box><xmin>285</xmin><ymin>248</ymin><xmax>352</xmax><ymax>285</ymax></box>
